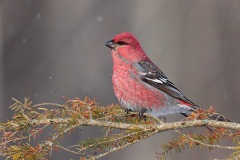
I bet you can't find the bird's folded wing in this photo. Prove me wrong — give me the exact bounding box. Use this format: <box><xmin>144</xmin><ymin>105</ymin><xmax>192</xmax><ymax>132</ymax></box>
<box><xmin>133</xmin><ymin>60</ymin><xmax>197</xmax><ymax>107</ymax></box>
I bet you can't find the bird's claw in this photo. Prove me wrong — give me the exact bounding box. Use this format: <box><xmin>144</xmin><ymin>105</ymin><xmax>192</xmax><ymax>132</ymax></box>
<box><xmin>139</xmin><ymin>108</ymin><xmax>147</xmax><ymax>121</ymax></box>
<box><xmin>125</xmin><ymin>108</ymin><xmax>132</xmax><ymax>114</ymax></box>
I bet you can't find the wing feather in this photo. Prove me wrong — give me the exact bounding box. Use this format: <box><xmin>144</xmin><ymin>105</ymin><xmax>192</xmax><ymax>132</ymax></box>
<box><xmin>133</xmin><ymin>60</ymin><xmax>197</xmax><ymax>107</ymax></box>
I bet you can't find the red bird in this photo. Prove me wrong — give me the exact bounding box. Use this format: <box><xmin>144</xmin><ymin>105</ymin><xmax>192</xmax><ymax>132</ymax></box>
<box><xmin>105</xmin><ymin>32</ymin><xmax>227</xmax><ymax>121</ymax></box>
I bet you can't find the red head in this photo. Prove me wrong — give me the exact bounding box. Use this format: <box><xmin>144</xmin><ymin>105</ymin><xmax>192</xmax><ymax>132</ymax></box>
<box><xmin>105</xmin><ymin>32</ymin><xmax>148</xmax><ymax>62</ymax></box>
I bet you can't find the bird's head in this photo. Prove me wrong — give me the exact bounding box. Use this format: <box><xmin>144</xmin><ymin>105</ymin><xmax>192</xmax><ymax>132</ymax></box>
<box><xmin>105</xmin><ymin>32</ymin><xmax>148</xmax><ymax>61</ymax></box>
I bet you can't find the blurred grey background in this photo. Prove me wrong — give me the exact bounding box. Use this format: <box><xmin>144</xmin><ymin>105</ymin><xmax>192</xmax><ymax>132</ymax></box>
<box><xmin>1</xmin><ymin>0</ymin><xmax>240</xmax><ymax>159</ymax></box>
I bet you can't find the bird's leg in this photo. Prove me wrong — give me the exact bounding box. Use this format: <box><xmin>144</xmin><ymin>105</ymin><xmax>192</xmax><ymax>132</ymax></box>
<box><xmin>139</xmin><ymin>108</ymin><xmax>147</xmax><ymax>121</ymax></box>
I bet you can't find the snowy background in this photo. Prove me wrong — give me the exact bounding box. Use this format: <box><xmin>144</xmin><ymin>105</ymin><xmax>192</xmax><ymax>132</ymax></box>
<box><xmin>1</xmin><ymin>0</ymin><xmax>240</xmax><ymax>159</ymax></box>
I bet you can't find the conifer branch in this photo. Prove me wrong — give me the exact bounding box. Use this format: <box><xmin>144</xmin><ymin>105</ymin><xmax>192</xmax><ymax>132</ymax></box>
<box><xmin>0</xmin><ymin>97</ymin><xmax>239</xmax><ymax>159</ymax></box>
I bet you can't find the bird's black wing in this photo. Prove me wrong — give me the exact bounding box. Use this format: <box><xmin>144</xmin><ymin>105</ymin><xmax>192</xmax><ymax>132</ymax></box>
<box><xmin>133</xmin><ymin>60</ymin><xmax>197</xmax><ymax>107</ymax></box>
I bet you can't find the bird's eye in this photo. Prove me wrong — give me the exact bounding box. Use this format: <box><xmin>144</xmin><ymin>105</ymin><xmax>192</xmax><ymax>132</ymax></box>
<box><xmin>117</xmin><ymin>41</ymin><xmax>128</xmax><ymax>45</ymax></box>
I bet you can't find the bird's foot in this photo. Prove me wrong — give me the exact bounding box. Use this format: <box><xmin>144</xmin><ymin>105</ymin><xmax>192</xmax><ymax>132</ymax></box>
<box><xmin>125</xmin><ymin>108</ymin><xmax>132</xmax><ymax>114</ymax></box>
<box><xmin>139</xmin><ymin>108</ymin><xmax>147</xmax><ymax>121</ymax></box>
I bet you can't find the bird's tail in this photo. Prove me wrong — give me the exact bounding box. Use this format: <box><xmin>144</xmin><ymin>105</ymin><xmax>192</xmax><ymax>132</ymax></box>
<box><xmin>181</xmin><ymin>105</ymin><xmax>230</xmax><ymax>122</ymax></box>
<box><xmin>180</xmin><ymin>97</ymin><xmax>230</xmax><ymax>122</ymax></box>
<box><xmin>203</xmin><ymin>111</ymin><xmax>230</xmax><ymax>122</ymax></box>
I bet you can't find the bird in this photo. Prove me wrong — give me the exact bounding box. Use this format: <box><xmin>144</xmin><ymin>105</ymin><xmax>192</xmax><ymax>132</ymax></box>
<box><xmin>105</xmin><ymin>32</ymin><xmax>228</xmax><ymax>121</ymax></box>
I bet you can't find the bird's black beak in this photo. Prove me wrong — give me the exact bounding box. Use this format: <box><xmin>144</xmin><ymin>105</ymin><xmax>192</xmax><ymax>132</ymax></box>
<box><xmin>105</xmin><ymin>40</ymin><xmax>115</xmax><ymax>49</ymax></box>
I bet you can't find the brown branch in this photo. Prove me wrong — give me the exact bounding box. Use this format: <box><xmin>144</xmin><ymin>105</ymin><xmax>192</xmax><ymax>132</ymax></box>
<box><xmin>1</xmin><ymin>97</ymin><xmax>239</xmax><ymax>159</ymax></box>
<box><xmin>4</xmin><ymin>116</ymin><xmax>240</xmax><ymax>133</ymax></box>
<box><xmin>174</xmin><ymin>130</ymin><xmax>238</xmax><ymax>150</ymax></box>
<box><xmin>87</xmin><ymin>129</ymin><xmax>159</xmax><ymax>160</ymax></box>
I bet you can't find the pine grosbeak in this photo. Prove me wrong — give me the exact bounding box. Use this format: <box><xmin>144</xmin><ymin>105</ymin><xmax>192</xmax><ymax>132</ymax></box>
<box><xmin>105</xmin><ymin>32</ymin><xmax>228</xmax><ymax>121</ymax></box>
